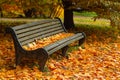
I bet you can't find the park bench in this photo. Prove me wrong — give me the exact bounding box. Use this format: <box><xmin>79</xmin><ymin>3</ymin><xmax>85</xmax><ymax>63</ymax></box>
<box><xmin>6</xmin><ymin>18</ymin><xmax>86</xmax><ymax>71</ymax></box>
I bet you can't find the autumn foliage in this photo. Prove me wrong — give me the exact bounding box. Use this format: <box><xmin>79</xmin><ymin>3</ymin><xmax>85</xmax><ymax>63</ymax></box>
<box><xmin>0</xmin><ymin>28</ymin><xmax>120</xmax><ymax>79</ymax></box>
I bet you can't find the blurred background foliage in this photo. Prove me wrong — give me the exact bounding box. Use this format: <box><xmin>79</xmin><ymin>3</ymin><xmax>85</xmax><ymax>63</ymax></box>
<box><xmin>0</xmin><ymin>0</ymin><xmax>63</xmax><ymax>18</ymax></box>
<box><xmin>0</xmin><ymin>0</ymin><xmax>120</xmax><ymax>29</ymax></box>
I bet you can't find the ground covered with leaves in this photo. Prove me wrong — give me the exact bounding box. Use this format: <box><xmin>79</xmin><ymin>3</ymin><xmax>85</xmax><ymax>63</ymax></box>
<box><xmin>0</xmin><ymin>28</ymin><xmax>120</xmax><ymax>80</ymax></box>
<box><xmin>0</xmin><ymin>17</ymin><xmax>120</xmax><ymax>80</ymax></box>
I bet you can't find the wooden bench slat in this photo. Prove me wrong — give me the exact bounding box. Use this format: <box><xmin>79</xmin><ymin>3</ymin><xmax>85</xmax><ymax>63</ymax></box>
<box><xmin>19</xmin><ymin>26</ymin><xmax>64</xmax><ymax>42</ymax></box>
<box><xmin>44</xmin><ymin>33</ymin><xmax>83</xmax><ymax>51</ymax></box>
<box><xmin>47</xmin><ymin>34</ymin><xmax>84</xmax><ymax>55</ymax></box>
<box><xmin>15</xmin><ymin>21</ymin><xmax>61</xmax><ymax>34</ymax></box>
<box><xmin>17</xmin><ymin>24</ymin><xmax>62</xmax><ymax>38</ymax></box>
<box><xmin>13</xmin><ymin>19</ymin><xmax>59</xmax><ymax>30</ymax></box>
<box><xmin>20</xmin><ymin>29</ymin><xmax>64</xmax><ymax>45</ymax></box>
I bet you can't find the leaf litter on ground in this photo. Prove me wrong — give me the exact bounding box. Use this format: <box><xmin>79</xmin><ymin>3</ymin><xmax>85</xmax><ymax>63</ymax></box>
<box><xmin>0</xmin><ymin>29</ymin><xmax>120</xmax><ymax>80</ymax></box>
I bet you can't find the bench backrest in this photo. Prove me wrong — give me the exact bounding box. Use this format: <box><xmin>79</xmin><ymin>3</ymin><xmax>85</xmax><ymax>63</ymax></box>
<box><xmin>7</xmin><ymin>18</ymin><xmax>66</xmax><ymax>46</ymax></box>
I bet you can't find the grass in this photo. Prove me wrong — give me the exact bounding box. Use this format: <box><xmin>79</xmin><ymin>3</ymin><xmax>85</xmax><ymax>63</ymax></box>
<box><xmin>74</xmin><ymin>16</ymin><xmax>110</xmax><ymax>27</ymax></box>
<box><xmin>73</xmin><ymin>11</ymin><xmax>97</xmax><ymax>17</ymax></box>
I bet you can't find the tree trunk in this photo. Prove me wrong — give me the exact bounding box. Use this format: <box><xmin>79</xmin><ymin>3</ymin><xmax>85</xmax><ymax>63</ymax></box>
<box><xmin>0</xmin><ymin>7</ymin><xmax>3</xmax><ymax>17</ymax></box>
<box><xmin>23</xmin><ymin>8</ymin><xmax>36</xmax><ymax>18</ymax></box>
<box><xmin>62</xmin><ymin>0</ymin><xmax>74</xmax><ymax>29</ymax></box>
<box><xmin>24</xmin><ymin>9</ymin><xmax>32</xmax><ymax>18</ymax></box>
<box><xmin>64</xmin><ymin>8</ymin><xmax>74</xmax><ymax>29</ymax></box>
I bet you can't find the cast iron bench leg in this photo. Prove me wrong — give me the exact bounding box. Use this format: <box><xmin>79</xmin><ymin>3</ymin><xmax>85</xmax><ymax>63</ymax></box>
<box><xmin>79</xmin><ymin>33</ymin><xmax>86</xmax><ymax>46</ymax></box>
<box><xmin>16</xmin><ymin>51</ymin><xmax>22</xmax><ymax>66</ymax></box>
<box><xmin>62</xmin><ymin>46</ymin><xmax>69</xmax><ymax>58</ymax></box>
<box><xmin>38</xmin><ymin>51</ymin><xmax>48</xmax><ymax>71</ymax></box>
